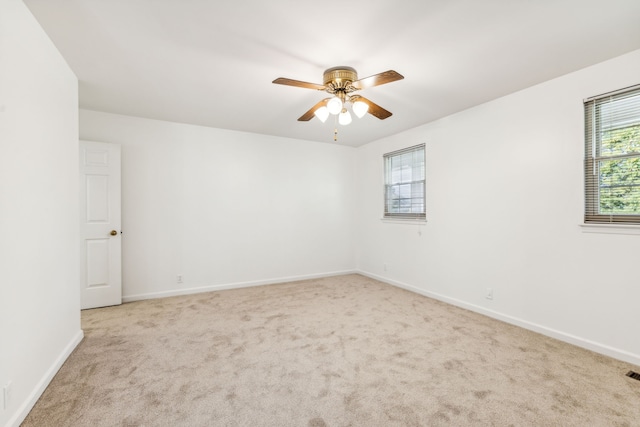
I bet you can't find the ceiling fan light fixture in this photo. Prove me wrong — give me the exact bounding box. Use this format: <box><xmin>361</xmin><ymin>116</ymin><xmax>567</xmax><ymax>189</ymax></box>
<box><xmin>314</xmin><ymin>106</ymin><xmax>329</xmax><ymax>123</ymax></box>
<box><xmin>338</xmin><ymin>108</ymin><xmax>352</xmax><ymax>125</ymax></box>
<box><xmin>352</xmin><ymin>100</ymin><xmax>369</xmax><ymax>118</ymax></box>
<box><xmin>273</xmin><ymin>67</ymin><xmax>404</xmax><ymax>139</ymax></box>
<box><xmin>327</xmin><ymin>96</ymin><xmax>343</xmax><ymax>115</ymax></box>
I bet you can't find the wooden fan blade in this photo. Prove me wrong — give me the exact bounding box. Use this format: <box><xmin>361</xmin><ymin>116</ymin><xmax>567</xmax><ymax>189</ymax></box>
<box><xmin>273</xmin><ymin>77</ymin><xmax>326</xmax><ymax>91</ymax></box>
<box><xmin>352</xmin><ymin>70</ymin><xmax>404</xmax><ymax>90</ymax></box>
<box><xmin>356</xmin><ymin>96</ymin><xmax>393</xmax><ymax>120</ymax></box>
<box><xmin>298</xmin><ymin>99</ymin><xmax>329</xmax><ymax>121</ymax></box>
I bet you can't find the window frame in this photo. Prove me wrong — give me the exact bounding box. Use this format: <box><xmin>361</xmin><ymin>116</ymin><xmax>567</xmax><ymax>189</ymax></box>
<box><xmin>383</xmin><ymin>144</ymin><xmax>426</xmax><ymax>221</ymax></box>
<box><xmin>584</xmin><ymin>84</ymin><xmax>640</xmax><ymax>225</ymax></box>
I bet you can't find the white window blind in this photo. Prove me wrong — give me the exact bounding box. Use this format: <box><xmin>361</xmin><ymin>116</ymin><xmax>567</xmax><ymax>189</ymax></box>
<box><xmin>384</xmin><ymin>144</ymin><xmax>425</xmax><ymax>219</ymax></box>
<box><xmin>584</xmin><ymin>84</ymin><xmax>640</xmax><ymax>224</ymax></box>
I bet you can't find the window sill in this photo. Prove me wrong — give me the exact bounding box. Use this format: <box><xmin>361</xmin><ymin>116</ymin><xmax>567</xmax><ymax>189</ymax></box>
<box><xmin>579</xmin><ymin>223</ymin><xmax>640</xmax><ymax>235</ymax></box>
<box><xmin>381</xmin><ymin>218</ymin><xmax>427</xmax><ymax>225</ymax></box>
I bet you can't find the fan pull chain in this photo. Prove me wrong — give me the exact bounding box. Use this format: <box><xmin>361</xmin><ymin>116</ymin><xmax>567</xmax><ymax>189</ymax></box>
<box><xmin>333</xmin><ymin>114</ymin><xmax>338</xmax><ymax>142</ymax></box>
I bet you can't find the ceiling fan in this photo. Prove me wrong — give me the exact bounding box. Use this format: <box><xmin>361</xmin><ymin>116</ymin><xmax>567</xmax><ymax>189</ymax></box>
<box><xmin>272</xmin><ymin>66</ymin><xmax>404</xmax><ymax>128</ymax></box>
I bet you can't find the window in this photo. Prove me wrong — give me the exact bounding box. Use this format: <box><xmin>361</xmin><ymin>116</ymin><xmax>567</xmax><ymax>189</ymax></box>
<box><xmin>584</xmin><ymin>84</ymin><xmax>640</xmax><ymax>224</ymax></box>
<box><xmin>384</xmin><ymin>144</ymin><xmax>425</xmax><ymax>219</ymax></box>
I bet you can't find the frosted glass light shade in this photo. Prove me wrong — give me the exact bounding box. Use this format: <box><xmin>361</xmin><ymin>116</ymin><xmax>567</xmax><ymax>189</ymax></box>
<box><xmin>327</xmin><ymin>97</ymin><xmax>343</xmax><ymax>115</ymax></box>
<box><xmin>338</xmin><ymin>109</ymin><xmax>352</xmax><ymax>125</ymax></box>
<box><xmin>314</xmin><ymin>106</ymin><xmax>329</xmax><ymax>122</ymax></box>
<box><xmin>352</xmin><ymin>100</ymin><xmax>369</xmax><ymax>118</ymax></box>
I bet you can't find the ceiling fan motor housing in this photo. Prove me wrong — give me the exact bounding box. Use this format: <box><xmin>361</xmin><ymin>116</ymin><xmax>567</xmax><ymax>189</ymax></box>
<box><xmin>323</xmin><ymin>66</ymin><xmax>358</xmax><ymax>89</ymax></box>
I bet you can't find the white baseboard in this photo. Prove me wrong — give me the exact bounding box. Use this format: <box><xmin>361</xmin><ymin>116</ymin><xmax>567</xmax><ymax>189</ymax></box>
<box><xmin>122</xmin><ymin>269</ymin><xmax>358</xmax><ymax>303</ymax></box>
<box><xmin>358</xmin><ymin>270</ymin><xmax>640</xmax><ymax>367</ymax></box>
<box><xmin>6</xmin><ymin>330</ymin><xmax>84</xmax><ymax>427</ymax></box>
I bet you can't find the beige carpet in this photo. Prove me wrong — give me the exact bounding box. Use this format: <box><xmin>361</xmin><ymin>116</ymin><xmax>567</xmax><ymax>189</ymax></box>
<box><xmin>22</xmin><ymin>274</ymin><xmax>640</xmax><ymax>426</ymax></box>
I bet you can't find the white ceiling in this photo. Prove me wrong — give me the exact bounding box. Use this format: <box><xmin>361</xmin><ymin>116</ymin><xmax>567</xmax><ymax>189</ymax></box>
<box><xmin>24</xmin><ymin>0</ymin><xmax>640</xmax><ymax>147</ymax></box>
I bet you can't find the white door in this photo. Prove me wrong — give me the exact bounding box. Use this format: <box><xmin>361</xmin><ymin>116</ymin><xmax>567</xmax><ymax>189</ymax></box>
<box><xmin>79</xmin><ymin>140</ymin><xmax>122</xmax><ymax>309</ymax></box>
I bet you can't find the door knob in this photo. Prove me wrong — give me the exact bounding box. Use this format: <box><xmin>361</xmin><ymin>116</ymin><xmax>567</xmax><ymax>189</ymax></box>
<box><xmin>110</xmin><ymin>230</ymin><xmax>118</xmax><ymax>236</ymax></box>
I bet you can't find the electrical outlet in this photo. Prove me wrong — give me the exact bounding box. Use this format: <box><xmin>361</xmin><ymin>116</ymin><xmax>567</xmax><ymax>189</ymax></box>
<box><xmin>3</xmin><ymin>381</ymin><xmax>12</xmax><ymax>410</ymax></box>
<box><xmin>177</xmin><ymin>275</ymin><xmax>183</xmax><ymax>284</ymax></box>
<box><xmin>486</xmin><ymin>288</ymin><xmax>493</xmax><ymax>300</ymax></box>
<box><xmin>383</xmin><ymin>263</ymin><xmax>388</xmax><ymax>272</ymax></box>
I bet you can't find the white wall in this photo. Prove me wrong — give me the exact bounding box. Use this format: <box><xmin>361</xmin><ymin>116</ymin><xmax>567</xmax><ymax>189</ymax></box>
<box><xmin>356</xmin><ymin>49</ymin><xmax>640</xmax><ymax>366</ymax></box>
<box><xmin>80</xmin><ymin>110</ymin><xmax>356</xmax><ymax>300</ymax></box>
<box><xmin>0</xmin><ymin>1</ymin><xmax>82</xmax><ymax>426</ymax></box>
